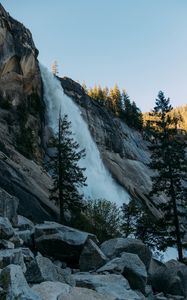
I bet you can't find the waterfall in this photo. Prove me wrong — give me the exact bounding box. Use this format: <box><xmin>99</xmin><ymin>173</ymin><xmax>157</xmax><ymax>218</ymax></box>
<box><xmin>40</xmin><ymin>64</ymin><xmax>129</xmax><ymax>206</ymax></box>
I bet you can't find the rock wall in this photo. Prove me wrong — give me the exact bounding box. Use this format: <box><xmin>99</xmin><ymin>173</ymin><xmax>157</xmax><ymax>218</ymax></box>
<box><xmin>0</xmin><ymin>3</ymin><xmax>43</xmax><ymax>160</ymax></box>
<box><xmin>0</xmin><ymin>4</ymin><xmax>57</xmax><ymax>222</ymax></box>
<box><xmin>60</xmin><ymin>77</ymin><xmax>160</xmax><ymax>218</ymax></box>
<box><xmin>0</xmin><ymin>3</ymin><xmax>159</xmax><ymax>221</ymax></box>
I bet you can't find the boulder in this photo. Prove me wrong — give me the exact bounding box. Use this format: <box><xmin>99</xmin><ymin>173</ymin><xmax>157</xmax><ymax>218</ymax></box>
<box><xmin>79</xmin><ymin>239</ymin><xmax>108</xmax><ymax>271</ymax></box>
<box><xmin>154</xmin><ymin>292</ymin><xmax>168</xmax><ymax>300</ymax></box>
<box><xmin>148</xmin><ymin>258</ymin><xmax>165</xmax><ymax>276</ymax></box>
<box><xmin>165</xmin><ymin>295</ymin><xmax>185</xmax><ymax>300</ymax></box>
<box><xmin>16</xmin><ymin>215</ymin><xmax>35</xmax><ymax>232</ymax></box>
<box><xmin>97</xmin><ymin>252</ymin><xmax>147</xmax><ymax>293</ymax></box>
<box><xmin>0</xmin><ymin>217</ymin><xmax>14</xmax><ymax>239</ymax></box>
<box><xmin>150</xmin><ymin>259</ymin><xmax>187</xmax><ymax>296</ymax></box>
<box><xmin>145</xmin><ymin>285</ymin><xmax>154</xmax><ymax>300</ymax></box>
<box><xmin>0</xmin><ymin>188</ymin><xmax>18</xmax><ymax>226</ymax></box>
<box><xmin>9</xmin><ymin>234</ymin><xmax>24</xmax><ymax>248</ymax></box>
<box><xmin>148</xmin><ymin>258</ymin><xmax>165</xmax><ymax>284</ymax></box>
<box><xmin>0</xmin><ymin>240</ymin><xmax>14</xmax><ymax>250</ymax></box>
<box><xmin>34</xmin><ymin>222</ymin><xmax>97</xmax><ymax>265</ymax></box>
<box><xmin>53</xmin><ymin>260</ymin><xmax>64</xmax><ymax>268</ymax></box>
<box><xmin>73</xmin><ymin>273</ymin><xmax>143</xmax><ymax>300</ymax></box>
<box><xmin>58</xmin><ymin>287</ymin><xmax>115</xmax><ymax>300</ymax></box>
<box><xmin>56</xmin><ymin>267</ymin><xmax>75</xmax><ymax>287</ymax></box>
<box><xmin>25</xmin><ymin>252</ymin><xmax>75</xmax><ymax>286</ymax></box>
<box><xmin>0</xmin><ymin>264</ymin><xmax>41</xmax><ymax>299</ymax></box>
<box><xmin>100</xmin><ymin>238</ymin><xmax>152</xmax><ymax>269</ymax></box>
<box><xmin>32</xmin><ymin>281</ymin><xmax>71</xmax><ymax>300</ymax></box>
<box><xmin>32</xmin><ymin>281</ymin><xmax>115</xmax><ymax>300</ymax></box>
<box><xmin>21</xmin><ymin>247</ymin><xmax>35</xmax><ymax>264</ymax></box>
<box><xmin>0</xmin><ymin>248</ymin><xmax>26</xmax><ymax>271</ymax></box>
<box><xmin>15</xmin><ymin>228</ymin><xmax>34</xmax><ymax>247</ymax></box>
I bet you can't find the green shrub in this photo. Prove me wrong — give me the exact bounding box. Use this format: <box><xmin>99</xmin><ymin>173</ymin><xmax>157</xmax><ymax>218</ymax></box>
<box><xmin>74</xmin><ymin>199</ymin><xmax>121</xmax><ymax>242</ymax></box>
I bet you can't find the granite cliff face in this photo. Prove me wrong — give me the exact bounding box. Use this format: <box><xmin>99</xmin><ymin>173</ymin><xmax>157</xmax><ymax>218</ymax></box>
<box><xmin>60</xmin><ymin>78</ymin><xmax>160</xmax><ymax>218</ymax></box>
<box><xmin>0</xmin><ymin>4</ymin><xmax>40</xmax><ymax>97</ymax></box>
<box><xmin>0</xmin><ymin>3</ymin><xmax>43</xmax><ymax>160</ymax></box>
<box><xmin>0</xmin><ymin>3</ymin><xmax>159</xmax><ymax>221</ymax></box>
<box><xmin>0</xmin><ymin>4</ymin><xmax>57</xmax><ymax>222</ymax></box>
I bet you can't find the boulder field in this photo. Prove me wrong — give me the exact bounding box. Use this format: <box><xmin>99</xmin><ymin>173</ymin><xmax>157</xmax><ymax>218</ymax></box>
<box><xmin>0</xmin><ymin>202</ymin><xmax>186</xmax><ymax>300</ymax></box>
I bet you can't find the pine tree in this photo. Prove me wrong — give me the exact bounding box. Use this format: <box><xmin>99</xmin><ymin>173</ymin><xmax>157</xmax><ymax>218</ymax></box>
<box><xmin>82</xmin><ymin>81</ymin><xmax>87</xmax><ymax>93</ymax></box>
<box><xmin>135</xmin><ymin>209</ymin><xmax>166</xmax><ymax>252</ymax></box>
<box><xmin>97</xmin><ymin>85</ymin><xmax>105</xmax><ymax>104</ymax></box>
<box><xmin>46</xmin><ymin>113</ymin><xmax>87</xmax><ymax>224</ymax></box>
<box><xmin>87</xmin><ymin>87</ymin><xmax>94</xmax><ymax>98</ymax></box>
<box><xmin>123</xmin><ymin>92</ymin><xmax>132</xmax><ymax>124</ymax></box>
<box><xmin>122</xmin><ymin>93</ymin><xmax>143</xmax><ymax>130</ymax></box>
<box><xmin>121</xmin><ymin>198</ymin><xmax>139</xmax><ymax>238</ymax></box>
<box><xmin>149</xmin><ymin>91</ymin><xmax>187</xmax><ymax>261</ymax></box>
<box><xmin>121</xmin><ymin>198</ymin><xmax>166</xmax><ymax>252</ymax></box>
<box><xmin>131</xmin><ymin>101</ymin><xmax>143</xmax><ymax>130</ymax></box>
<box><xmin>92</xmin><ymin>84</ymin><xmax>99</xmax><ymax>100</ymax></box>
<box><xmin>109</xmin><ymin>84</ymin><xmax>122</xmax><ymax>115</ymax></box>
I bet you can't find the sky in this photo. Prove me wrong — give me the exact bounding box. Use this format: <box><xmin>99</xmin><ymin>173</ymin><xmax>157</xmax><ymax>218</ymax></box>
<box><xmin>1</xmin><ymin>0</ymin><xmax>187</xmax><ymax>111</ymax></box>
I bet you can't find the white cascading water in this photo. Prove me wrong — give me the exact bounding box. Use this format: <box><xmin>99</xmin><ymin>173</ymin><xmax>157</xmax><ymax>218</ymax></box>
<box><xmin>40</xmin><ymin>64</ymin><xmax>129</xmax><ymax>206</ymax></box>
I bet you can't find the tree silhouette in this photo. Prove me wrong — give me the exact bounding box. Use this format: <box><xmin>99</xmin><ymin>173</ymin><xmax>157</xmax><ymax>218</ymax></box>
<box><xmin>46</xmin><ymin>113</ymin><xmax>87</xmax><ymax>223</ymax></box>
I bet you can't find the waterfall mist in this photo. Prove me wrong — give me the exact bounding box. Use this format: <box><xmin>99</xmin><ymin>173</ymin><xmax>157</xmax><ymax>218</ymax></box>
<box><xmin>40</xmin><ymin>64</ymin><xmax>129</xmax><ymax>206</ymax></box>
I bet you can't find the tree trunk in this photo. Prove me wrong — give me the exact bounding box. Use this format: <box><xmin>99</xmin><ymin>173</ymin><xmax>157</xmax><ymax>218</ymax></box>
<box><xmin>58</xmin><ymin>116</ymin><xmax>64</xmax><ymax>224</ymax></box>
<box><xmin>169</xmin><ymin>171</ymin><xmax>183</xmax><ymax>262</ymax></box>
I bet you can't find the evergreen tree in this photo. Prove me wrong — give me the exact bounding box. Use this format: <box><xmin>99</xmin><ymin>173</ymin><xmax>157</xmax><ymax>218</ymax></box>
<box><xmin>109</xmin><ymin>84</ymin><xmax>122</xmax><ymax>115</ymax></box>
<box><xmin>121</xmin><ymin>198</ymin><xmax>139</xmax><ymax>237</ymax></box>
<box><xmin>82</xmin><ymin>81</ymin><xmax>87</xmax><ymax>93</ymax></box>
<box><xmin>121</xmin><ymin>198</ymin><xmax>166</xmax><ymax>252</ymax></box>
<box><xmin>92</xmin><ymin>84</ymin><xmax>99</xmax><ymax>100</ymax></box>
<box><xmin>97</xmin><ymin>85</ymin><xmax>105</xmax><ymax>104</ymax></box>
<box><xmin>103</xmin><ymin>86</ymin><xmax>109</xmax><ymax>101</ymax></box>
<box><xmin>47</xmin><ymin>113</ymin><xmax>87</xmax><ymax>224</ymax></box>
<box><xmin>135</xmin><ymin>209</ymin><xmax>166</xmax><ymax>252</ymax></box>
<box><xmin>123</xmin><ymin>92</ymin><xmax>132</xmax><ymax>124</ymax></box>
<box><xmin>131</xmin><ymin>101</ymin><xmax>143</xmax><ymax>130</ymax></box>
<box><xmin>149</xmin><ymin>91</ymin><xmax>187</xmax><ymax>261</ymax></box>
<box><xmin>87</xmin><ymin>87</ymin><xmax>93</xmax><ymax>98</ymax></box>
<box><xmin>122</xmin><ymin>92</ymin><xmax>143</xmax><ymax>130</ymax></box>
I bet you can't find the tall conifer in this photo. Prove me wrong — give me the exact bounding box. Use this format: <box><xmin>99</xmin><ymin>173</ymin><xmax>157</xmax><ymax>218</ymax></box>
<box><xmin>46</xmin><ymin>113</ymin><xmax>87</xmax><ymax>224</ymax></box>
<box><xmin>149</xmin><ymin>91</ymin><xmax>187</xmax><ymax>261</ymax></box>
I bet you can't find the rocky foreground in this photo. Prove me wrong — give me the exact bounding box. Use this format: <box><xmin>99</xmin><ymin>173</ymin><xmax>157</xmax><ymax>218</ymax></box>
<box><xmin>0</xmin><ymin>194</ymin><xmax>186</xmax><ymax>300</ymax></box>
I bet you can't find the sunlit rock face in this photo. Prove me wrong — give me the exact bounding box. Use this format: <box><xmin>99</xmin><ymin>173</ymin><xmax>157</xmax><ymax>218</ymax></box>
<box><xmin>0</xmin><ymin>4</ymin><xmax>43</xmax><ymax>160</ymax></box>
<box><xmin>0</xmin><ymin>4</ymin><xmax>41</xmax><ymax>98</ymax></box>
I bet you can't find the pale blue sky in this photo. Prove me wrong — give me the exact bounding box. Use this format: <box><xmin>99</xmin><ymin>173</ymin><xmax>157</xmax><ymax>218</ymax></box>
<box><xmin>1</xmin><ymin>0</ymin><xmax>187</xmax><ymax>111</ymax></box>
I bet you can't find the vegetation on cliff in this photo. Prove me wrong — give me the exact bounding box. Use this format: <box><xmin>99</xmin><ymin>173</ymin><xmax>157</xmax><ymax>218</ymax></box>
<box><xmin>82</xmin><ymin>83</ymin><xmax>143</xmax><ymax>131</ymax></box>
<box><xmin>143</xmin><ymin>103</ymin><xmax>187</xmax><ymax>132</ymax></box>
